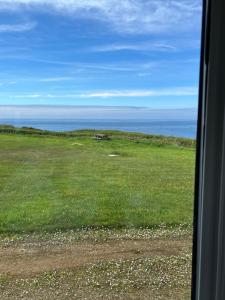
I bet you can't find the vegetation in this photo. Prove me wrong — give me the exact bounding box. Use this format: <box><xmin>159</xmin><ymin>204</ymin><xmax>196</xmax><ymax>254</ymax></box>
<box><xmin>0</xmin><ymin>126</ymin><xmax>195</xmax><ymax>233</ymax></box>
<box><xmin>0</xmin><ymin>227</ymin><xmax>192</xmax><ymax>300</ymax></box>
<box><xmin>0</xmin><ymin>127</ymin><xmax>195</xmax><ymax>298</ymax></box>
<box><xmin>0</xmin><ymin>124</ymin><xmax>195</xmax><ymax>147</ymax></box>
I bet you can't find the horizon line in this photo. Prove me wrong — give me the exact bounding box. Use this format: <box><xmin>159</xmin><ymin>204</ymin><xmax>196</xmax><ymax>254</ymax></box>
<box><xmin>0</xmin><ymin>105</ymin><xmax>198</xmax><ymax>110</ymax></box>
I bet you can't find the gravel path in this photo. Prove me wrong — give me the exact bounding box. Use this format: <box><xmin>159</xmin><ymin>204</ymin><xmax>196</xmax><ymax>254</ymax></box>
<box><xmin>0</xmin><ymin>228</ymin><xmax>193</xmax><ymax>299</ymax></box>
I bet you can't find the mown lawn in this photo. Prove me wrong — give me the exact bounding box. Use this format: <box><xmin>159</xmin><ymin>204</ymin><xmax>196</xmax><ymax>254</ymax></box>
<box><xmin>0</xmin><ymin>131</ymin><xmax>195</xmax><ymax>233</ymax></box>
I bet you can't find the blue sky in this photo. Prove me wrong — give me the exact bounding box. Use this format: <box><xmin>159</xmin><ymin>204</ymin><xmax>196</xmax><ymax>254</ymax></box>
<box><xmin>0</xmin><ymin>0</ymin><xmax>202</xmax><ymax>109</ymax></box>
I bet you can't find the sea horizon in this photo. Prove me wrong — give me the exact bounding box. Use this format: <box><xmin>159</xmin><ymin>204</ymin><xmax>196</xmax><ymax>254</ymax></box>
<box><xmin>0</xmin><ymin>106</ymin><xmax>197</xmax><ymax>138</ymax></box>
<box><xmin>0</xmin><ymin>118</ymin><xmax>197</xmax><ymax>139</ymax></box>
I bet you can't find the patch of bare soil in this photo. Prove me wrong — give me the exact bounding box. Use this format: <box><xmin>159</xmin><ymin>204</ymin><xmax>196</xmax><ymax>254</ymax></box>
<box><xmin>0</xmin><ymin>238</ymin><xmax>191</xmax><ymax>277</ymax></box>
<box><xmin>0</xmin><ymin>229</ymin><xmax>192</xmax><ymax>299</ymax></box>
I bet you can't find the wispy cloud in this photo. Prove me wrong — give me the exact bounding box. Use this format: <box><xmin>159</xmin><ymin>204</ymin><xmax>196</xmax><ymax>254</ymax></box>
<box><xmin>0</xmin><ymin>54</ymin><xmax>157</xmax><ymax>72</ymax></box>
<box><xmin>91</xmin><ymin>42</ymin><xmax>177</xmax><ymax>53</ymax></box>
<box><xmin>0</xmin><ymin>21</ymin><xmax>36</xmax><ymax>32</ymax></box>
<box><xmin>6</xmin><ymin>87</ymin><xmax>198</xmax><ymax>100</ymax></box>
<box><xmin>14</xmin><ymin>94</ymin><xmax>42</xmax><ymax>98</ymax></box>
<box><xmin>138</xmin><ymin>73</ymin><xmax>152</xmax><ymax>77</ymax></box>
<box><xmin>0</xmin><ymin>0</ymin><xmax>202</xmax><ymax>34</ymax></box>
<box><xmin>0</xmin><ymin>105</ymin><xmax>198</xmax><ymax>121</ymax></box>
<box><xmin>39</xmin><ymin>77</ymin><xmax>74</xmax><ymax>82</ymax></box>
<box><xmin>79</xmin><ymin>87</ymin><xmax>198</xmax><ymax>98</ymax></box>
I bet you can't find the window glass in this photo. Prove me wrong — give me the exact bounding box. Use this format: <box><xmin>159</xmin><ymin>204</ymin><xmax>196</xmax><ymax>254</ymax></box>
<box><xmin>0</xmin><ymin>1</ymin><xmax>202</xmax><ymax>299</ymax></box>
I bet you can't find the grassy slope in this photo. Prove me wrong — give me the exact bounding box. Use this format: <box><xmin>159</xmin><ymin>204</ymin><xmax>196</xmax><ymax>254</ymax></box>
<box><xmin>0</xmin><ymin>129</ymin><xmax>195</xmax><ymax>233</ymax></box>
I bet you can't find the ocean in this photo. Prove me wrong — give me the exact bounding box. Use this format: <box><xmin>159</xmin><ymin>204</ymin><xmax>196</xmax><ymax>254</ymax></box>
<box><xmin>1</xmin><ymin>119</ymin><xmax>197</xmax><ymax>139</ymax></box>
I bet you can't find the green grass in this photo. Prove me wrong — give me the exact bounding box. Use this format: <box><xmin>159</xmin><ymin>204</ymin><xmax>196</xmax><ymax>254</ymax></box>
<box><xmin>0</xmin><ymin>128</ymin><xmax>196</xmax><ymax>233</ymax></box>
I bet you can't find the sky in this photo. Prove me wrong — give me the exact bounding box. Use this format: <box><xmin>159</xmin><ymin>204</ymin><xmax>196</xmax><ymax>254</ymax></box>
<box><xmin>0</xmin><ymin>106</ymin><xmax>197</xmax><ymax>120</ymax></box>
<box><xmin>0</xmin><ymin>0</ymin><xmax>202</xmax><ymax>109</ymax></box>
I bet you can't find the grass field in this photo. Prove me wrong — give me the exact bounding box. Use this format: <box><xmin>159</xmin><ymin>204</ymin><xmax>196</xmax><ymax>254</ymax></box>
<box><xmin>0</xmin><ymin>127</ymin><xmax>195</xmax><ymax>299</ymax></box>
<box><xmin>0</xmin><ymin>127</ymin><xmax>195</xmax><ymax>233</ymax></box>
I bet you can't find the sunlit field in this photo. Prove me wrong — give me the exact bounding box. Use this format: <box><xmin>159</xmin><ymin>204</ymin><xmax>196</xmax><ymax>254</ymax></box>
<box><xmin>0</xmin><ymin>127</ymin><xmax>195</xmax><ymax>233</ymax></box>
<box><xmin>0</xmin><ymin>127</ymin><xmax>195</xmax><ymax>299</ymax></box>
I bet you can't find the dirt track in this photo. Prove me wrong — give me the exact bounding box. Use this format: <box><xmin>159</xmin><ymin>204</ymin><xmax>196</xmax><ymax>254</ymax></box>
<box><xmin>0</xmin><ymin>229</ymin><xmax>192</xmax><ymax>299</ymax></box>
<box><xmin>0</xmin><ymin>238</ymin><xmax>191</xmax><ymax>277</ymax></box>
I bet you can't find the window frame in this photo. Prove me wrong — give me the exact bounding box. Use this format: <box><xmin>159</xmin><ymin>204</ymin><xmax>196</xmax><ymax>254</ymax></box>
<box><xmin>192</xmin><ymin>0</ymin><xmax>225</xmax><ymax>299</ymax></box>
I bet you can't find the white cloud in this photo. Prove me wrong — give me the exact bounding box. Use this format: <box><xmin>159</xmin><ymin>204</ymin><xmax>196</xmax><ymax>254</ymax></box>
<box><xmin>39</xmin><ymin>77</ymin><xmax>74</xmax><ymax>82</ymax></box>
<box><xmin>0</xmin><ymin>55</ymin><xmax>156</xmax><ymax>72</ymax></box>
<box><xmin>0</xmin><ymin>105</ymin><xmax>198</xmax><ymax>120</ymax></box>
<box><xmin>0</xmin><ymin>0</ymin><xmax>202</xmax><ymax>34</ymax></box>
<box><xmin>7</xmin><ymin>87</ymin><xmax>198</xmax><ymax>99</ymax></box>
<box><xmin>14</xmin><ymin>94</ymin><xmax>42</xmax><ymax>98</ymax></box>
<box><xmin>0</xmin><ymin>21</ymin><xmax>36</xmax><ymax>32</ymax></box>
<box><xmin>138</xmin><ymin>72</ymin><xmax>152</xmax><ymax>77</ymax></box>
<box><xmin>80</xmin><ymin>87</ymin><xmax>198</xmax><ymax>98</ymax></box>
<box><xmin>91</xmin><ymin>42</ymin><xmax>177</xmax><ymax>53</ymax></box>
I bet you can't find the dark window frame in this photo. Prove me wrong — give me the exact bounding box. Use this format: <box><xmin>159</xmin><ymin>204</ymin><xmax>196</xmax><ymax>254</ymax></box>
<box><xmin>192</xmin><ymin>0</ymin><xmax>225</xmax><ymax>299</ymax></box>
